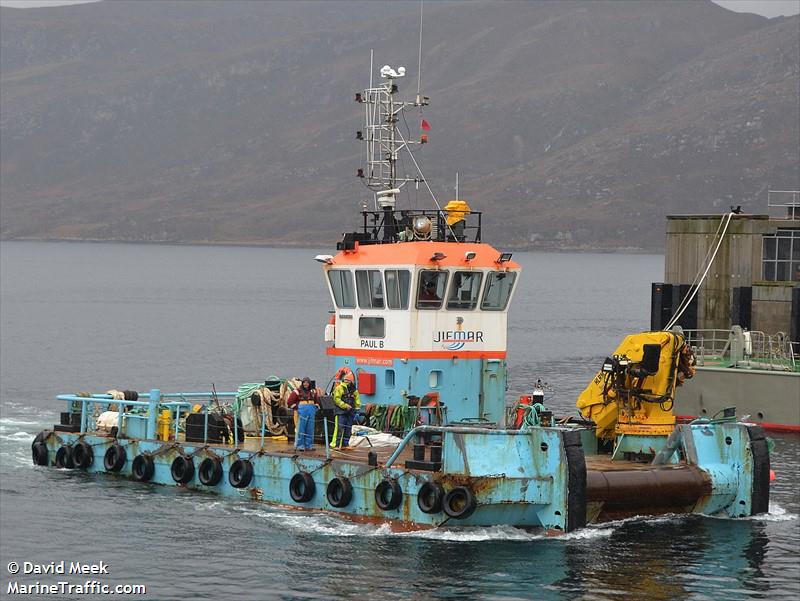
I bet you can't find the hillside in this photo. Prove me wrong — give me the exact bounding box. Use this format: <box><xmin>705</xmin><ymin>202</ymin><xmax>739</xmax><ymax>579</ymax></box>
<box><xmin>1</xmin><ymin>0</ymin><xmax>797</xmax><ymax>249</ymax></box>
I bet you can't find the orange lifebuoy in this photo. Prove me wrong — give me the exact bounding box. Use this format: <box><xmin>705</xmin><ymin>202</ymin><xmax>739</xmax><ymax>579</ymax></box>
<box><xmin>334</xmin><ymin>366</ymin><xmax>355</xmax><ymax>384</ymax></box>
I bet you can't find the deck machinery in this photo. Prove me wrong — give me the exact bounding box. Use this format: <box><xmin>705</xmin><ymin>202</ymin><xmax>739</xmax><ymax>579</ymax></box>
<box><xmin>31</xmin><ymin>61</ymin><xmax>770</xmax><ymax>532</ymax></box>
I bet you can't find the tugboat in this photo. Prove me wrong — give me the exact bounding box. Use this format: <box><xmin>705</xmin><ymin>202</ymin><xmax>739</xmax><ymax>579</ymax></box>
<box><xmin>31</xmin><ymin>61</ymin><xmax>771</xmax><ymax>533</ymax></box>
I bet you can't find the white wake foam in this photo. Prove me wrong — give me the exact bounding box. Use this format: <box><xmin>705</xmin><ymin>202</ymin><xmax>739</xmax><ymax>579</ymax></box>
<box><xmin>702</xmin><ymin>502</ymin><xmax>798</xmax><ymax>523</ymax></box>
<box><xmin>749</xmin><ymin>502</ymin><xmax>798</xmax><ymax>522</ymax></box>
<box><xmin>0</xmin><ymin>431</ymin><xmax>33</xmax><ymax>442</ymax></box>
<box><xmin>230</xmin><ymin>504</ymin><xmax>615</xmax><ymax>542</ymax></box>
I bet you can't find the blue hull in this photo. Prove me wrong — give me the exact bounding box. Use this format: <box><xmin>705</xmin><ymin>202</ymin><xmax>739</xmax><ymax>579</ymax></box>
<box><xmin>32</xmin><ymin>417</ymin><xmax>769</xmax><ymax>532</ymax></box>
<box><xmin>33</xmin><ymin>425</ymin><xmax>583</xmax><ymax>532</ymax></box>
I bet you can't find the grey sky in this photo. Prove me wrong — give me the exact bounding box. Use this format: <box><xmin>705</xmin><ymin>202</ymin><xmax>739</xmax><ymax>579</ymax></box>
<box><xmin>1</xmin><ymin>0</ymin><xmax>798</xmax><ymax>18</ymax></box>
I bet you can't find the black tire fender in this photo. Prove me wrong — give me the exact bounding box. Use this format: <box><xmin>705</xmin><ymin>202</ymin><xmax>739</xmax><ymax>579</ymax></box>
<box><xmin>443</xmin><ymin>486</ymin><xmax>477</xmax><ymax>519</ymax></box>
<box><xmin>326</xmin><ymin>477</ymin><xmax>353</xmax><ymax>508</ymax></box>
<box><xmin>290</xmin><ymin>472</ymin><xmax>316</xmax><ymax>503</ymax></box>
<box><xmin>170</xmin><ymin>455</ymin><xmax>194</xmax><ymax>484</ymax></box>
<box><xmin>55</xmin><ymin>445</ymin><xmax>74</xmax><ymax>469</ymax></box>
<box><xmin>375</xmin><ymin>478</ymin><xmax>403</xmax><ymax>511</ymax></box>
<box><xmin>103</xmin><ymin>443</ymin><xmax>127</xmax><ymax>472</ymax></box>
<box><xmin>131</xmin><ymin>454</ymin><xmax>155</xmax><ymax>482</ymax></box>
<box><xmin>198</xmin><ymin>457</ymin><xmax>223</xmax><ymax>487</ymax></box>
<box><xmin>417</xmin><ymin>481</ymin><xmax>445</xmax><ymax>514</ymax></box>
<box><xmin>72</xmin><ymin>441</ymin><xmax>94</xmax><ymax>469</ymax></box>
<box><xmin>229</xmin><ymin>458</ymin><xmax>254</xmax><ymax>489</ymax></box>
<box><xmin>747</xmin><ymin>425</ymin><xmax>771</xmax><ymax>515</ymax></box>
<box><xmin>562</xmin><ymin>429</ymin><xmax>587</xmax><ymax>532</ymax></box>
<box><xmin>32</xmin><ymin>442</ymin><xmax>49</xmax><ymax>466</ymax></box>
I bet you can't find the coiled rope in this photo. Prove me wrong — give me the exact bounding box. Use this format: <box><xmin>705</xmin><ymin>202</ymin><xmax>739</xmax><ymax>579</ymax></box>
<box><xmin>509</xmin><ymin>402</ymin><xmax>549</xmax><ymax>428</ymax></box>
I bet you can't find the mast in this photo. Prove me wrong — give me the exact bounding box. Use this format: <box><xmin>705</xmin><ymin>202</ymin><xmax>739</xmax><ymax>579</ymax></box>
<box><xmin>356</xmin><ymin>65</ymin><xmax>428</xmax><ymax>208</ymax></box>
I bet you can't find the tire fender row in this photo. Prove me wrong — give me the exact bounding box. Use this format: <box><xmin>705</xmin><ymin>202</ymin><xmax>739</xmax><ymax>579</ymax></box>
<box><xmin>37</xmin><ymin>438</ymin><xmax>479</xmax><ymax>519</ymax></box>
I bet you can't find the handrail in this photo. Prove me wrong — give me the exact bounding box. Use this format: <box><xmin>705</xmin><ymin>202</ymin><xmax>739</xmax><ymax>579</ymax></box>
<box><xmin>58</xmin><ymin>390</ymin><xmax>238</xmax><ymax>440</ymax></box>
<box><xmin>679</xmin><ymin>327</ymin><xmax>799</xmax><ymax>371</ymax></box>
<box><xmin>57</xmin><ymin>392</ymin><xmax>237</xmax><ymax>401</ymax></box>
<box><xmin>358</xmin><ymin>208</ymin><xmax>483</xmax><ymax>244</ymax></box>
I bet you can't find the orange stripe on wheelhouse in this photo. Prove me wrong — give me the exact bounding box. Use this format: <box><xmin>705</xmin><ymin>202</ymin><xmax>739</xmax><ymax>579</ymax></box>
<box><xmin>326</xmin><ymin>347</ymin><xmax>507</xmax><ymax>360</ymax></box>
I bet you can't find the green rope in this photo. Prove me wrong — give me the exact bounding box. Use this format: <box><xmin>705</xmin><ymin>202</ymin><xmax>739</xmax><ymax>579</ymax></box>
<box><xmin>514</xmin><ymin>402</ymin><xmax>548</xmax><ymax>428</ymax></box>
<box><xmin>234</xmin><ymin>383</ymin><xmax>264</xmax><ymax>413</ymax></box>
<box><xmin>369</xmin><ymin>406</ymin><xmax>387</xmax><ymax>430</ymax></box>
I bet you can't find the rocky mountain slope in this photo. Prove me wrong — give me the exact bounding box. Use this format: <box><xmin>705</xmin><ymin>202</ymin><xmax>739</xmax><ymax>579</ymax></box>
<box><xmin>1</xmin><ymin>0</ymin><xmax>797</xmax><ymax>249</ymax></box>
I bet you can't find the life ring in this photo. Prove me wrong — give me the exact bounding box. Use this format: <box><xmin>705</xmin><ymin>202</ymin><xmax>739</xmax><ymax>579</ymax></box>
<box><xmin>375</xmin><ymin>478</ymin><xmax>403</xmax><ymax>511</ymax></box>
<box><xmin>170</xmin><ymin>455</ymin><xmax>194</xmax><ymax>484</ymax></box>
<box><xmin>417</xmin><ymin>481</ymin><xmax>445</xmax><ymax>514</ymax></box>
<box><xmin>326</xmin><ymin>477</ymin><xmax>353</xmax><ymax>508</ymax></box>
<box><xmin>103</xmin><ymin>443</ymin><xmax>127</xmax><ymax>472</ymax></box>
<box><xmin>334</xmin><ymin>366</ymin><xmax>355</xmax><ymax>384</ymax></box>
<box><xmin>229</xmin><ymin>458</ymin><xmax>254</xmax><ymax>488</ymax></box>
<box><xmin>198</xmin><ymin>457</ymin><xmax>223</xmax><ymax>486</ymax></box>
<box><xmin>443</xmin><ymin>486</ymin><xmax>477</xmax><ymax>519</ymax></box>
<box><xmin>72</xmin><ymin>441</ymin><xmax>94</xmax><ymax>469</ymax></box>
<box><xmin>55</xmin><ymin>445</ymin><xmax>74</xmax><ymax>469</ymax></box>
<box><xmin>290</xmin><ymin>472</ymin><xmax>316</xmax><ymax>503</ymax></box>
<box><xmin>131</xmin><ymin>454</ymin><xmax>155</xmax><ymax>482</ymax></box>
<box><xmin>32</xmin><ymin>442</ymin><xmax>49</xmax><ymax>466</ymax></box>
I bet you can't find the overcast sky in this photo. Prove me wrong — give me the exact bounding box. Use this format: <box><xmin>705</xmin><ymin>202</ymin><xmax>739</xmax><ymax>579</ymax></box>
<box><xmin>1</xmin><ymin>0</ymin><xmax>798</xmax><ymax>18</ymax></box>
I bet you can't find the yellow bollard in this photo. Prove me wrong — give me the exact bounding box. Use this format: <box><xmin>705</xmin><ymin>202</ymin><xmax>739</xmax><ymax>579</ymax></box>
<box><xmin>157</xmin><ymin>409</ymin><xmax>172</xmax><ymax>441</ymax></box>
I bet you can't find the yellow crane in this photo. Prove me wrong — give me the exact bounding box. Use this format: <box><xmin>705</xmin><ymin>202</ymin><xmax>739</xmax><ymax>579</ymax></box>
<box><xmin>577</xmin><ymin>331</ymin><xmax>696</xmax><ymax>452</ymax></box>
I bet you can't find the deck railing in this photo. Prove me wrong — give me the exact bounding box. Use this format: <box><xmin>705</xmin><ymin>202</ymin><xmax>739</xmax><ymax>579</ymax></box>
<box><xmin>56</xmin><ymin>390</ymin><xmax>258</xmax><ymax>447</ymax></box>
<box><xmin>767</xmin><ymin>190</ymin><xmax>799</xmax><ymax>219</ymax></box>
<box><xmin>56</xmin><ymin>390</ymin><xmax>449</xmax><ymax>458</ymax></box>
<box><xmin>676</xmin><ymin>326</ymin><xmax>798</xmax><ymax>371</ymax></box>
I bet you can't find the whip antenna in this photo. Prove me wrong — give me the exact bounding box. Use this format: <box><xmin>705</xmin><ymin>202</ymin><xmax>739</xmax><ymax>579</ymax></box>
<box><xmin>416</xmin><ymin>0</ymin><xmax>424</xmax><ymax>103</ymax></box>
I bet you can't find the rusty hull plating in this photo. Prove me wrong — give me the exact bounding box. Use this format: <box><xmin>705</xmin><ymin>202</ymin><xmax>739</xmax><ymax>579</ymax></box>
<box><xmin>32</xmin><ymin>415</ymin><xmax>769</xmax><ymax>533</ymax></box>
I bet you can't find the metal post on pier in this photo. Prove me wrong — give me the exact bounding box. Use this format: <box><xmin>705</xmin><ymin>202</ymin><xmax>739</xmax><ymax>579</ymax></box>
<box><xmin>147</xmin><ymin>389</ymin><xmax>160</xmax><ymax>439</ymax></box>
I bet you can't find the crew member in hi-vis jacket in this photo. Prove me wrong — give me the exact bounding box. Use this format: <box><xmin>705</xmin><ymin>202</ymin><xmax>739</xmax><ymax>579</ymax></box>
<box><xmin>331</xmin><ymin>379</ymin><xmax>361</xmax><ymax>448</ymax></box>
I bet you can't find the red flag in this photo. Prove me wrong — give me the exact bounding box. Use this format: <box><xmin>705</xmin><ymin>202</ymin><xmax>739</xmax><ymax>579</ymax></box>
<box><xmin>421</xmin><ymin>119</ymin><xmax>431</xmax><ymax>131</ymax></box>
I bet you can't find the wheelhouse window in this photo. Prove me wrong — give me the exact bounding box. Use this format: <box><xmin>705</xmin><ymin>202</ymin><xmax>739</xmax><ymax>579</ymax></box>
<box><xmin>356</xmin><ymin>269</ymin><xmax>385</xmax><ymax>309</ymax></box>
<box><xmin>481</xmin><ymin>271</ymin><xmax>517</xmax><ymax>311</ymax></box>
<box><xmin>359</xmin><ymin>316</ymin><xmax>385</xmax><ymax>338</ymax></box>
<box><xmin>327</xmin><ymin>269</ymin><xmax>355</xmax><ymax>309</ymax></box>
<box><xmin>416</xmin><ymin>270</ymin><xmax>448</xmax><ymax>309</ymax></box>
<box><xmin>385</xmin><ymin>269</ymin><xmax>411</xmax><ymax>309</ymax></box>
<box><xmin>447</xmin><ymin>271</ymin><xmax>483</xmax><ymax>310</ymax></box>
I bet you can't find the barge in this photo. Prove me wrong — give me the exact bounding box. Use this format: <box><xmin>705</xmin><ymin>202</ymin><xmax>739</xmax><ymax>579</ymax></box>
<box><xmin>31</xmin><ymin>60</ymin><xmax>772</xmax><ymax>533</ymax></box>
<box><xmin>652</xmin><ymin>192</ymin><xmax>800</xmax><ymax>432</ymax></box>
